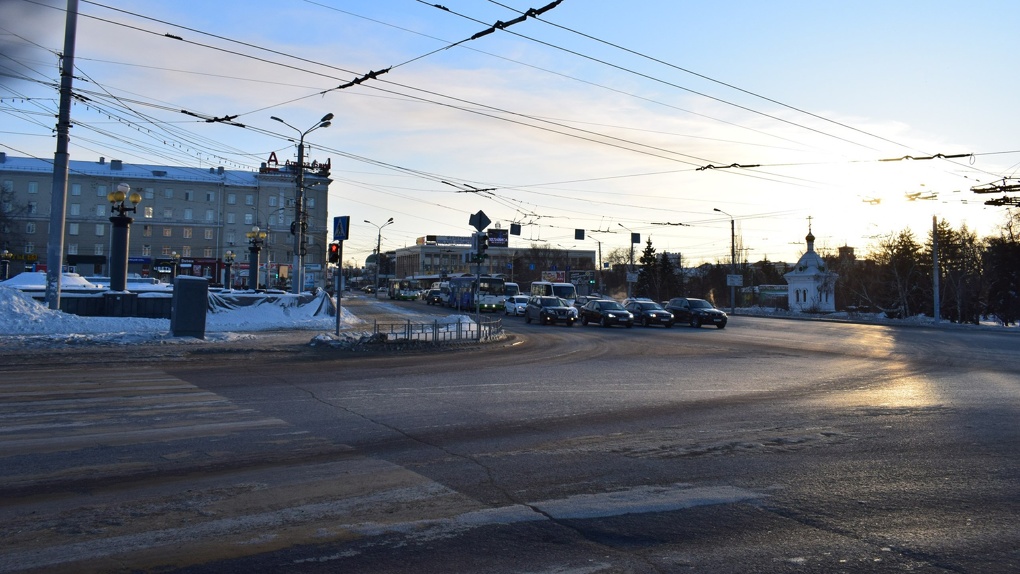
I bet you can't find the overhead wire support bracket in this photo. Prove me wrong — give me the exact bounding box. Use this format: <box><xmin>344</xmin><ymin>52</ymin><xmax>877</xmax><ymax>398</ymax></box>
<box><xmin>696</xmin><ymin>163</ymin><xmax>761</xmax><ymax>171</ymax></box>
<box><xmin>971</xmin><ymin>177</ymin><xmax>1020</xmax><ymax>194</ymax></box>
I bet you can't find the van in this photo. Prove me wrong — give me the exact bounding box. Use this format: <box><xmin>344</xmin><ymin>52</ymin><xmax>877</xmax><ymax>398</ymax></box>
<box><xmin>529</xmin><ymin>281</ymin><xmax>578</xmax><ymax>306</ymax></box>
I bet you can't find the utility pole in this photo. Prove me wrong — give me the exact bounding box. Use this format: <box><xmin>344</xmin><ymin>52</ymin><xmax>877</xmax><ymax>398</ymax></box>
<box><xmin>45</xmin><ymin>0</ymin><xmax>79</xmax><ymax>310</ymax></box>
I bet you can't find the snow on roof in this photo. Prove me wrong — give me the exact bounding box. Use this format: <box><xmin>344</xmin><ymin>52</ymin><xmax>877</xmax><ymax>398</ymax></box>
<box><xmin>0</xmin><ymin>156</ymin><xmax>260</xmax><ymax>187</ymax></box>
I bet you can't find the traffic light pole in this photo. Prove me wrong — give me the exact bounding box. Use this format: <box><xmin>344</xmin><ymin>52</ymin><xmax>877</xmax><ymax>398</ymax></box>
<box><xmin>335</xmin><ymin>241</ymin><xmax>344</xmax><ymax>336</ymax></box>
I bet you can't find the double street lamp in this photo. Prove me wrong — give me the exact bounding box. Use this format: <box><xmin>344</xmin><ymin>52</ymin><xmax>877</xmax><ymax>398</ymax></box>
<box><xmin>270</xmin><ymin>112</ymin><xmax>334</xmax><ymax>295</ymax></box>
<box><xmin>365</xmin><ymin>217</ymin><xmax>393</xmax><ymax>297</ymax></box>
<box><xmin>713</xmin><ymin>208</ymin><xmax>737</xmax><ymax>314</ymax></box>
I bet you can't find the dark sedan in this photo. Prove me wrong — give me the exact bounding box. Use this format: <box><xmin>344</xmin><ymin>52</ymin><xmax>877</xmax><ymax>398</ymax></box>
<box><xmin>625</xmin><ymin>300</ymin><xmax>674</xmax><ymax>328</ymax></box>
<box><xmin>579</xmin><ymin>299</ymin><xmax>634</xmax><ymax>328</ymax></box>
<box><xmin>664</xmin><ymin>297</ymin><xmax>728</xmax><ymax>328</ymax></box>
<box><xmin>524</xmin><ymin>296</ymin><xmax>576</xmax><ymax>326</ymax></box>
<box><xmin>424</xmin><ymin>289</ymin><xmax>444</xmax><ymax>305</ymax></box>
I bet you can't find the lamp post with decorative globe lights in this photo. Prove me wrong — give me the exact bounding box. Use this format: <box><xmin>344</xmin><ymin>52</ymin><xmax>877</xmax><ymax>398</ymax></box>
<box><xmin>223</xmin><ymin>250</ymin><xmax>236</xmax><ymax>290</ymax></box>
<box><xmin>107</xmin><ymin>183</ymin><xmax>142</xmax><ymax>292</ymax></box>
<box><xmin>246</xmin><ymin>226</ymin><xmax>268</xmax><ymax>291</ymax></box>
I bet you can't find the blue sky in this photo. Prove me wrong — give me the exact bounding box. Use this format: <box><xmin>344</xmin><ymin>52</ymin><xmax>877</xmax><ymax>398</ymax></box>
<box><xmin>2</xmin><ymin>0</ymin><xmax>1018</xmax><ymax>266</ymax></box>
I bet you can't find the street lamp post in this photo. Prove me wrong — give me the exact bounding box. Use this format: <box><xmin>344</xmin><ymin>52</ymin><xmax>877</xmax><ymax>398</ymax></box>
<box><xmin>365</xmin><ymin>218</ymin><xmax>393</xmax><ymax>298</ymax></box>
<box><xmin>223</xmin><ymin>250</ymin><xmax>236</xmax><ymax>290</ymax></box>
<box><xmin>107</xmin><ymin>183</ymin><xmax>142</xmax><ymax>292</ymax></box>
<box><xmin>271</xmin><ymin>113</ymin><xmax>333</xmax><ymax>295</ymax></box>
<box><xmin>170</xmin><ymin>251</ymin><xmax>181</xmax><ymax>281</ymax></box>
<box><xmin>0</xmin><ymin>249</ymin><xmax>12</xmax><ymax>281</ymax></box>
<box><xmin>714</xmin><ymin>208</ymin><xmax>736</xmax><ymax>314</ymax></box>
<box><xmin>246</xmin><ymin>226</ymin><xmax>267</xmax><ymax>291</ymax></box>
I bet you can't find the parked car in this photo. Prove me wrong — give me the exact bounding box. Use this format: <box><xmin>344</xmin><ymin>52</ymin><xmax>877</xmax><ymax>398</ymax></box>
<box><xmin>504</xmin><ymin>295</ymin><xmax>529</xmax><ymax>316</ymax></box>
<box><xmin>424</xmin><ymin>289</ymin><xmax>444</xmax><ymax>305</ymax></box>
<box><xmin>579</xmin><ymin>299</ymin><xmax>634</xmax><ymax>328</ymax></box>
<box><xmin>524</xmin><ymin>296</ymin><xmax>576</xmax><ymax>326</ymax></box>
<box><xmin>665</xmin><ymin>297</ymin><xmax>728</xmax><ymax>329</ymax></box>
<box><xmin>625</xmin><ymin>300</ymin><xmax>674</xmax><ymax>328</ymax></box>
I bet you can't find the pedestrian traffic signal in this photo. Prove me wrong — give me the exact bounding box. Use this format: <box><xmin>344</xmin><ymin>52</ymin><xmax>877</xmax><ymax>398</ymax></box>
<box><xmin>328</xmin><ymin>242</ymin><xmax>340</xmax><ymax>263</ymax></box>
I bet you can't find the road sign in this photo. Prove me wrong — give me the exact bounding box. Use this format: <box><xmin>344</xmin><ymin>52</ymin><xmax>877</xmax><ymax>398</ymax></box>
<box><xmin>726</xmin><ymin>274</ymin><xmax>744</xmax><ymax>287</ymax></box>
<box><xmin>469</xmin><ymin>210</ymin><xmax>491</xmax><ymax>232</ymax></box>
<box><xmin>333</xmin><ymin>215</ymin><xmax>350</xmax><ymax>241</ymax></box>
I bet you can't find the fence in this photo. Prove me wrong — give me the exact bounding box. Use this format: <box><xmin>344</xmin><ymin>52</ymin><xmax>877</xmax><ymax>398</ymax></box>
<box><xmin>372</xmin><ymin>316</ymin><xmax>503</xmax><ymax>344</ymax></box>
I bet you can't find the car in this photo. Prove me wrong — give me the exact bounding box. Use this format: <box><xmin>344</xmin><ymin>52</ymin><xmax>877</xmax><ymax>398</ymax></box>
<box><xmin>579</xmin><ymin>299</ymin><xmax>634</xmax><ymax>328</ymax></box>
<box><xmin>424</xmin><ymin>289</ymin><xmax>444</xmax><ymax>305</ymax></box>
<box><xmin>504</xmin><ymin>295</ymin><xmax>529</xmax><ymax>316</ymax></box>
<box><xmin>665</xmin><ymin>297</ymin><xmax>728</xmax><ymax>329</ymax></box>
<box><xmin>524</xmin><ymin>296</ymin><xmax>576</xmax><ymax>326</ymax></box>
<box><xmin>624</xmin><ymin>300</ymin><xmax>674</xmax><ymax>328</ymax></box>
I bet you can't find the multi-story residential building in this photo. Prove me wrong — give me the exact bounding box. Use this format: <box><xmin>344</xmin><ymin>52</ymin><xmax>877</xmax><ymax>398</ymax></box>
<box><xmin>0</xmin><ymin>152</ymin><xmax>331</xmax><ymax>289</ymax></box>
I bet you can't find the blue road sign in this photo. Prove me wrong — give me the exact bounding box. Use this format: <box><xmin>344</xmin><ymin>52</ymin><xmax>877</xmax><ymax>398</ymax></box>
<box><xmin>333</xmin><ymin>215</ymin><xmax>350</xmax><ymax>241</ymax></box>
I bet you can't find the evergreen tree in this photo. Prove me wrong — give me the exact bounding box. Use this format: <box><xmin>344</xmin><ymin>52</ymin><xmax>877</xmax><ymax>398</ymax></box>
<box><xmin>634</xmin><ymin>238</ymin><xmax>657</xmax><ymax>298</ymax></box>
<box><xmin>657</xmin><ymin>252</ymin><xmax>681</xmax><ymax>300</ymax></box>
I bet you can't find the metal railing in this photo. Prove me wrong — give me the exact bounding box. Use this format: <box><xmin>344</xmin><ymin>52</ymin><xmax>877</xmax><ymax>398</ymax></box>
<box><xmin>372</xmin><ymin>316</ymin><xmax>503</xmax><ymax>344</ymax></box>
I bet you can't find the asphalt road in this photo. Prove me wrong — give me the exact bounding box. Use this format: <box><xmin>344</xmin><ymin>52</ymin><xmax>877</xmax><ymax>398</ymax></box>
<box><xmin>1</xmin><ymin>296</ymin><xmax>1018</xmax><ymax>573</ymax></box>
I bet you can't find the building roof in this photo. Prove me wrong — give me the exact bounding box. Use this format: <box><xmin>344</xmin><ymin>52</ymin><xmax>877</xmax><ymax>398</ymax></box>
<box><xmin>0</xmin><ymin>154</ymin><xmax>261</xmax><ymax>187</ymax></box>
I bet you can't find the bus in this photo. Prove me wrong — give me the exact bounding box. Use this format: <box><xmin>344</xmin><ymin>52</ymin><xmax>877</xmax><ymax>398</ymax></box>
<box><xmin>447</xmin><ymin>274</ymin><xmax>506</xmax><ymax>312</ymax></box>
<box><xmin>388</xmin><ymin>277</ymin><xmax>424</xmax><ymax>300</ymax></box>
<box><xmin>504</xmin><ymin>282</ymin><xmax>520</xmax><ymax>297</ymax></box>
<box><xmin>529</xmin><ymin>281</ymin><xmax>578</xmax><ymax>305</ymax></box>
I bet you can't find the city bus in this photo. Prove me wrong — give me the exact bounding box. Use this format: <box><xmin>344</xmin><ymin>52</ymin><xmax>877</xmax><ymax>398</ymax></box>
<box><xmin>447</xmin><ymin>274</ymin><xmax>506</xmax><ymax>312</ymax></box>
<box><xmin>388</xmin><ymin>277</ymin><xmax>425</xmax><ymax>300</ymax></box>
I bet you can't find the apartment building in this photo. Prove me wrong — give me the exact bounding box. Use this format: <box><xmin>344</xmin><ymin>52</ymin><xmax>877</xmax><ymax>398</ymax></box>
<box><xmin>0</xmin><ymin>152</ymin><xmax>331</xmax><ymax>289</ymax></box>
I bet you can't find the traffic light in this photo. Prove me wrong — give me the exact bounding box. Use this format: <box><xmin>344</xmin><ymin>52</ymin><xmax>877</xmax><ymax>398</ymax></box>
<box><xmin>327</xmin><ymin>242</ymin><xmax>340</xmax><ymax>263</ymax></box>
<box><xmin>477</xmin><ymin>232</ymin><xmax>489</xmax><ymax>258</ymax></box>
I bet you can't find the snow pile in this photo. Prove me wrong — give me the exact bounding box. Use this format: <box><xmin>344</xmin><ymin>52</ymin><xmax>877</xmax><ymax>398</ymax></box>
<box><xmin>0</xmin><ymin>286</ymin><xmax>363</xmax><ymax>343</ymax></box>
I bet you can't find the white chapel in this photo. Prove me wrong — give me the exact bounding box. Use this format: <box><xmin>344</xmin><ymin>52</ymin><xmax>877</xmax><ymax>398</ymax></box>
<box><xmin>784</xmin><ymin>224</ymin><xmax>838</xmax><ymax>312</ymax></box>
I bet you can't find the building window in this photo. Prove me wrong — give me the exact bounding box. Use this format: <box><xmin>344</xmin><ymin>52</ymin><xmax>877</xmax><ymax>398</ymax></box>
<box><xmin>25</xmin><ymin>242</ymin><xmax>34</xmax><ymax>254</ymax></box>
<box><xmin>144</xmin><ymin>206</ymin><xmax>154</xmax><ymax>218</ymax></box>
<box><xmin>27</xmin><ymin>181</ymin><xmax>38</xmax><ymax>194</ymax></box>
<box><xmin>164</xmin><ymin>188</ymin><xmax>173</xmax><ymax>199</ymax></box>
<box><xmin>227</xmin><ymin>193</ymin><xmax>236</xmax><ymax>205</ymax></box>
<box><xmin>96</xmin><ymin>204</ymin><xmax>106</xmax><ymax>217</ymax></box>
<box><xmin>143</xmin><ymin>225</ymin><xmax>152</xmax><ymax>237</ymax></box>
<box><xmin>163</xmin><ymin>227</ymin><xmax>172</xmax><ymax>237</ymax></box>
<box><xmin>184</xmin><ymin>190</ymin><xmax>193</xmax><ymax>201</ymax></box>
<box><xmin>162</xmin><ymin>245</ymin><xmax>172</xmax><ymax>256</ymax></box>
<box><xmin>71</xmin><ymin>183</ymin><xmax>81</xmax><ymax>196</ymax></box>
<box><xmin>205</xmin><ymin>209</ymin><xmax>214</xmax><ymax>222</ymax></box>
<box><xmin>96</xmin><ymin>184</ymin><xmax>107</xmax><ymax>197</ymax></box>
<box><xmin>244</xmin><ymin>213</ymin><xmax>253</xmax><ymax>225</ymax></box>
<box><xmin>1</xmin><ymin>202</ymin><xmax>10</xmax><ymax>213</ymax></box>
<box><xmin>94</xmin><ymin>243</ymin><xmax>103</xmax><ymax>256</ymax></box>
<box><xmin>226</xmin><ymin>231</ymin><xmax>235</xmax><ymax>244</ymax></box>
<box><xmin>226</xmin><ymin>213</ymin><xmax>235</xmax><ymax>224</ymax></box>
<box><xmin>2</xmin><ymin>179</ymin><xmax>12</xmax><ymax>192</ymax></box>
<box><xmin>182</xmin><ymin>246</ymin><xmax>191</xmax><ymax>257</ymax></box>
<box><xmin>95</xmin><ymin>223</ymin><xmax>105</xmax><ymax>236</ymax></box>
<box><xmin>206</xmin><ymin>191</ymin><xmax>215</xmax><ymax>202</ymax></box>
<box><xmin>68</xmin><ymin>222</ymin><xmax>79</xmax><ymax>236</ymax></box>
<box><xmin>184</xmin><ymin>208</ymin><xmax>193</xmax><ymax>220</ymax></box>
<box><xmin>28</xmin><ymin>202</ymin><xmax>38</xmax><ymax>214</ymax></box>
<box><xmin>163</xmin><ymin>208</ymin><xmax>173</xmax><ymax>219</ymax></box>
<box><xmin>142</xmin><ymin>244</ymin><xmax>151</xmax><ymax>256</ymax></box>
<box><xmin>203</xmin><ymin>247</ymin><xmax>212</xmax><ymax>258</ymax></box>
<box><xmin>67</xmin><ymin>243</ymin><xmax>78</xmax><ymax>255</ymax></box>
<box><xmin>25</xmin><ymin>222</ymin><xmax>36</xmax><ymax>234</ymax></box>
<box><xmin>69</xmin><ymin>203</ymin><xmax>80</xmax><ymax>216</ymax></box>
<box><xmin>307</xmin><ymin>197</ymin><xmax>315</xmax><ymax>208</ymax></box>
<box><xmin>204</xmin><ymin>228</ymin><xmax>213</xmax><ymax>240</ymax></box>
<box><xmin>245</xmin><ymin>194</ymin><xmax>254</xmax><ymax>206</ymax></box>
<box><xmin>183</xmin><ymin>227</ymin><xmax>193</xmax><ymax>239</ymax></box>
<box><xmin>269</xmin><ymin>196</ymin><xmax>277</xmax><ymax>207</ymax></box>
<box><xmin>144</xmin><ymin>187</ymin><xmax>154</xmax><ymax>199</ymax></box>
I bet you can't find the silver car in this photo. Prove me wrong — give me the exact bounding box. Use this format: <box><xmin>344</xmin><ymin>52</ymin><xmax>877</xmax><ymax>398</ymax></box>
<box><xmin>504</xmin><ymin>295</ymin><xmax>529</xmax><ymax>316</ymax></box>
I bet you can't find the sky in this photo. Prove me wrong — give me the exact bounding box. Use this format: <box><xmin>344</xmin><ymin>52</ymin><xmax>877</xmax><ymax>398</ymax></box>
<box><xmin>2</xmin><ymin>0</ymin><xmax>1019</xmax><ymax>268</ymax></box>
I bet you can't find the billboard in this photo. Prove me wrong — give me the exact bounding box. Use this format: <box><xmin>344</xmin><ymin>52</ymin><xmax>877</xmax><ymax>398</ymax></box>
<box><xmin>487</xmin><ymin>228</ymin><xmax>509</xmax><ymax>247</ymax></box>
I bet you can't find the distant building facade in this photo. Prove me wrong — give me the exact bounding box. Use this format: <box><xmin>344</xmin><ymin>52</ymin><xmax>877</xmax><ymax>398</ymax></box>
<box><xmin>0</xmin><ymin>152</ymin><xmax>330</xmax><ymax>288</ymax></box>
